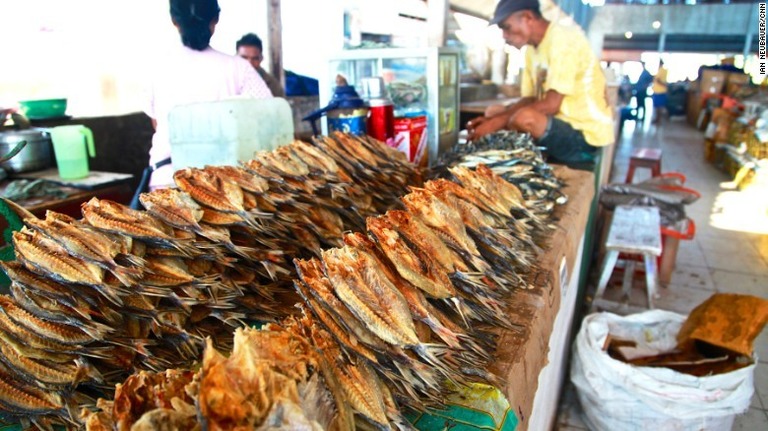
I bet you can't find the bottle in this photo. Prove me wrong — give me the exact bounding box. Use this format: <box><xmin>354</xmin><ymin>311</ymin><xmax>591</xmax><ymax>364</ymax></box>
<box><xmin>360</xmin><ymin>77</ymin><xmax>395</xmax><ymax>146</ymax></box>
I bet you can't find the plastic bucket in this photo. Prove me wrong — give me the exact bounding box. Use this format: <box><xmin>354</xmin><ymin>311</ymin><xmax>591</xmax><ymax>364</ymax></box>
<box><xmin>49</xmin><ymin>125</ymin><xmax>95</xmax><ymax>179</ymax></box>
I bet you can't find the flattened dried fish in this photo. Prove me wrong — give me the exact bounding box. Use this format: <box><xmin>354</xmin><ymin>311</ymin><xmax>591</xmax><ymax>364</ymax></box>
<box><xmin>366</xmin><ymin>216</ymin><xmax>456</xmax><ymax>299</ymax></box>
<box><xmin>13</xmin><ymin>228</ymin><xmax>104</xmax><ymax>286</ymax></box>
<box><xmin>322</xmin><ymin>246</ymin><xmax>419</xmax><ymax>347</ymax></box>
<box><xmin>0</xmin><ymin>295</ymin><xmax>101</xmax><ymax>345</ymax></box>
<box><xmin>203</xmin><ymin>165</ymin><xmax>269</xmax><ymax>194</ymax></box>
<box><xmin>402</xmin><ymin>188</ymin><xmax>490</xmax><ymax>273</ymax></box>
<box><xmin>81</xmin><ymin>198</ymin><xmax>176</xmax><ymax>243</ymax></box>
<box><xmin>0</xmin><ymin>361</ymin><xmax>64</xmax><ymax>415</ymax></box>
<box><xmin>140</xmin><ymin>188</ymin><xmax>204</xmax><ymax>231</ymax></box>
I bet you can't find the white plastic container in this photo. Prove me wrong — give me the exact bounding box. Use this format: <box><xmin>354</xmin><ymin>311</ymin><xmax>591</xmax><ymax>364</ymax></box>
<box><xmin>168</xmin><ymin>97</ymin><xmax>294</xmax><ymax>169</ymax></box>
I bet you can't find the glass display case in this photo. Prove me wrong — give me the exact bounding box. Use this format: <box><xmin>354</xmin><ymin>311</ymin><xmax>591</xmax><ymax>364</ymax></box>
<box><xmin>321</xmin><ymin>47</ymin><xmax>460</xmax><ymax>166</ymax></box>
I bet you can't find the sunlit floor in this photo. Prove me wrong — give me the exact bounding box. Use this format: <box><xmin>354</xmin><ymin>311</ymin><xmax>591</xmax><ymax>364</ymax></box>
<box><xmin>554</xmin><ymin>111</ymin><xmax>768</xmax><ymax>430</ymax></box>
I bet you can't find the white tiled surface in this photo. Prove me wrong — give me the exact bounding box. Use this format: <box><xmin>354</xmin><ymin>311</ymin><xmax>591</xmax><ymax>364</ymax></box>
<box><xmin>555</xmin><ymin>115</ymin><xmax>768</xmax><ymax>430</ymax></box>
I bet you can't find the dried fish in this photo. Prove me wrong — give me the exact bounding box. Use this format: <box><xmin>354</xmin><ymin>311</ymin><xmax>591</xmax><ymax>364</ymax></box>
<box><xmin>139</xmin><ymin>188</ymin><xmax>204</xmax><ymax>231</ymax></box>
<box><xmin>0</xmin><ymin>361</ymin><xmax>64</xmax><ymax>415</ymax></box>
<box><xmin>13</xmin><ymin>228</ymin><xmax>104</xmax><ymax>286</ymax></box>
<box><xmin>0</xmin><ymin>295</ymin><xmax>103</xmax><ymax>345</ymax></box>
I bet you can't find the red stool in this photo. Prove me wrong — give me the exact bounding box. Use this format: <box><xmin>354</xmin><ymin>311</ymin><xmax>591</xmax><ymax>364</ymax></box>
<box><xmin>625</xmin><ymin>147</ymin><xmax>662</xmax><ymax>183</ymax></box>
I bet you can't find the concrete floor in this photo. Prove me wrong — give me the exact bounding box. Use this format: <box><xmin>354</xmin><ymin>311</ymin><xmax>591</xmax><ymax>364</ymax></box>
<box><xmin>554</xmin><ymin>112</ymin><xmax>768</xmax><ymax>430</ymax></box>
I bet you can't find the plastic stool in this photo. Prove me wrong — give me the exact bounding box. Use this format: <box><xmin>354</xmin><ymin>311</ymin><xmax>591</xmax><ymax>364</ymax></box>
<box><xmin>594</xmin><ymin>205</ymin><xmax>662</xmax><ymax>309</ymax></box>
<box><xmin>625</xmin><ymin>148</ymin><xmax>662</xmax><ymax>183</ymax></box>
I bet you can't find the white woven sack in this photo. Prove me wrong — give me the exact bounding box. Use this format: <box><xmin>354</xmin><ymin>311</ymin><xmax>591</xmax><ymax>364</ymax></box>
<box><xmin>571</xmin><ymin>310</ymin><xmax>754</xmax><ymax>431</ymax></box>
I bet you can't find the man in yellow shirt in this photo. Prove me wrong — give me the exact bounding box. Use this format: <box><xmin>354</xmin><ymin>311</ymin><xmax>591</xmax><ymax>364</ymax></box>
<box><xmin>652</xmin><ymin>60</ymin><xmax>669</xmax><ymax>124</ymax></box>
<box><xmin>467</xmin><ymin>0</ymin><xmax>613</xmax><ymax>168</ymax></box>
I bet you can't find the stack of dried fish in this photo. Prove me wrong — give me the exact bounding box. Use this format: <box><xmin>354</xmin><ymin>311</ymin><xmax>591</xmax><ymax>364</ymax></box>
<box><xmin>81</xmin><ymin>324</ymin><xmax>319</xmax><ymax>430</ymax></box>
<box><xmin>310</xmin><ymin>132</ymin><xmax>421</xmax><ymax>216</ymax></box>
<box><xmin>0</xmin><ymin>132</ymin><xmax>421</xmax><ymax>427</ymax></box>
<box><xmin>82</xmin><ymin>318</ymin><xmax>414</xmax><ymax>431</ymax></box>
<box><xmin>294</xmin><ymin>165</ymin><xmax>546</xmax><ymax>416</ymax></box>
<box><xmin>433</xmin><ymin>130</ymin><xmax>567</xmax><ymax>218</ymax></box>
<box><xmin>80</xmin><ymin>162</ymin><xmax>549</xmax><ymax>430</ymax></box>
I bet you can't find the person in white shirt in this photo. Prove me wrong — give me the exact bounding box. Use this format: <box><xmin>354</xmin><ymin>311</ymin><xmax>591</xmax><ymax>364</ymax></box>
<box><xmin>143</xmin><ymin>0</ymin><xmax>272</xmax><ymax>192</ymax></box>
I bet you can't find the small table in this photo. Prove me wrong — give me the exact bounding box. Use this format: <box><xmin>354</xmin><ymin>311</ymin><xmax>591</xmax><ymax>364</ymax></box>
<box><xmin>594</xmin><ymin>205</ymin><xmax>662</xmax><ymax>309</ymax></box>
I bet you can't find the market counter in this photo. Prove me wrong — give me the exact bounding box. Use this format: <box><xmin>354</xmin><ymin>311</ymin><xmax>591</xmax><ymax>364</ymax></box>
<box><xmin>490</xmin><ymin>166</ymin><xmax>595</xmax><ymax>431</ymax></box>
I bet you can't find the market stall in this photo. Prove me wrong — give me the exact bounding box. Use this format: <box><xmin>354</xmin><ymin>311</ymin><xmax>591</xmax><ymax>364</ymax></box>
<box><xmin>0</xmin><ymin>128</ymin><xmax>594</xmax><ymax>430</ymax></box>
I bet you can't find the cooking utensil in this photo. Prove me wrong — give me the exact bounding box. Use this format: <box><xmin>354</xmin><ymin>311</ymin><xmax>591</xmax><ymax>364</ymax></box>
<box><xmin>0</xmin><ymin>128</ymin><xmax>53</xmax><ymax>173</ymax></box>
<box><xmin>0</xmin><ymin>140</ymin><xmax>27</xmax><ymax>163</ymax></box>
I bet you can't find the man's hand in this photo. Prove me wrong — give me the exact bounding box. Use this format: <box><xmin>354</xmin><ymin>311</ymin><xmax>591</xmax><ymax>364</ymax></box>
<box><xmin>466</xmin><ymin>114</ymin><xmax>509</xmax><ymax>141</ymax></box>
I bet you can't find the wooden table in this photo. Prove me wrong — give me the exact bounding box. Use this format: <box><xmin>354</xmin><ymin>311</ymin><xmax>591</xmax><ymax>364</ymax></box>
<box><xmin>0</xmin><ymin>170</ymin><xmax>133</xmax><ymax>219</ymax></box>
<box><xmin>490</xmin><ymin>166</ymin><xmax>595</xmax><ymax>431</ymax></box>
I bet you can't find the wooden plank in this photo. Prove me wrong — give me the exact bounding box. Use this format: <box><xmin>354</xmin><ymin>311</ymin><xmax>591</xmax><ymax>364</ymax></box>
<box><xmin>605</xmin><ymin>205</ymin><xmax>662</xmax><ymax>256</ymax></box>
<box><xmin>267</xmin><ymin>0</ymin><xmax>284</xmax><ymax>89</ymax></box>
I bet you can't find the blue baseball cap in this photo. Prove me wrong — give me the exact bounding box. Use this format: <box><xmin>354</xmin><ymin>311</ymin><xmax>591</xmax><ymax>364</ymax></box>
<box><xmin>490</xmin><ymin>0</ymin><xmax>541</xmax><ymax>25</ymax></box>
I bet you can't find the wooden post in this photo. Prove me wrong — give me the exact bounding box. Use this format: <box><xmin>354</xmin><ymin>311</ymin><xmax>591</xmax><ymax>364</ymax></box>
<box><xmin>267</xmin><ymin>0</ymin><xmax>284</xmax><ymax>89</ymax></box>
<box><xmin>427</xmin><ymin>0</ymin><xmax>448</xmax><ymax>48</ymax></box>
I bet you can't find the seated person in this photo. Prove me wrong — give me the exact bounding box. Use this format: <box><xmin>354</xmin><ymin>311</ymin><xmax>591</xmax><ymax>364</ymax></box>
<box><xmin>467</xmin><ymin>0</ymin><xmax>613</xmax><ymax>169</ymax></box>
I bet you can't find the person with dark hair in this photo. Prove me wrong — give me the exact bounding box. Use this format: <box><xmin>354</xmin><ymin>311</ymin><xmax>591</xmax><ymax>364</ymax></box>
<box><xmin>141</xmin><ymin>0</ymin><xmax>272</xmax><ymax>194</ymax></box>
<box><xmin>466</xmin><ymin>0</ymin><xmax>613</xmax><ymax>169</ymax></box>
<box><xmin>634</xmin><ymin>62</ymin><xmax>654</xmax><ymax>121</ymax></box>
<box><xmin>236</xmin><ymin>33</ymin><xmax>285</xmax><ymax>97</ymax></box>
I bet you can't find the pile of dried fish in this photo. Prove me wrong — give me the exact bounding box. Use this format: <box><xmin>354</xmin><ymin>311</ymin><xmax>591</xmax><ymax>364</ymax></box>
<box><xmin>0</xmin><ymin>132</ymin><xmax>421</xmax><ymax>427</ymax></box>
<box><xmin>84</xmin><ymin>163</ymin><xmax>549</xmax><ymax>430</ymax></box>
<box><xmin>433</xmin><ymin>130</ymin><xmax>567</xmax><ymax>219</ymax></box>
<box><xmin>82</xmin><ymin>319</ymin><xmax>411</xmax><ymax>431</ymax></box>
<box><xmin>294</xmin><ymin>165</ymin><xmax>545</xmax><ymax>415</ymax></box>
<box><xmin>0</xmin><ymin>129</ymin><xmax>554</xmax><ymax>428</ymax></box>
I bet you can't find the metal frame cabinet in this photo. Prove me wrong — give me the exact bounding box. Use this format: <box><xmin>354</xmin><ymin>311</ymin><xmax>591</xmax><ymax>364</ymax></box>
<box><xmin>321</xmin><ymin>47</ymin><xmax>460</xmax><ymax>166</ymax></box>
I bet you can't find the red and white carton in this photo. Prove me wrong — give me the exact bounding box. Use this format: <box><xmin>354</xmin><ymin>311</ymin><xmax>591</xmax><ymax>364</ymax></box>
<box><xmin>393</xmin><ymin>115</ymin><xmax>428</xmax><ymax>167</ymax></box>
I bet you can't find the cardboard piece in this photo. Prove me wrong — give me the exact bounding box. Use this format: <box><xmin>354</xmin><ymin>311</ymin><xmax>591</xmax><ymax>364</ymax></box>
<box><xmin>677</xmin><ymin>293</ymin><xmax>768</xmax><ymax>357</ymax></box>
<box><xmin>700</xmin><ymin>70</ymin><xmax>728</xmax><ymax>95</ymax></box>
<box><xmin>726</xmin><ymin>72</ymin><xmax>751</xmax><ymax>86</ymax></box>
<box><xmin>489</xmin><ymin>167</ymin><xmax>595</xmax><ymax>430</ymax></box>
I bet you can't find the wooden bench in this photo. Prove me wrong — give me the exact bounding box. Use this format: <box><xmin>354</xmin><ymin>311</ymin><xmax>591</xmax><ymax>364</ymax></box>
<box><xmin>594</xmin><ymin>205</ymin><xmax>662</xmax><ymax>309</ymax></box>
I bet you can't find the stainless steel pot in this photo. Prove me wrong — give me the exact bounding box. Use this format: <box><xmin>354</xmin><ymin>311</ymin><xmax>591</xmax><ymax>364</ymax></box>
<box><xmin>0</xmin><ymin>128</ymin><xmax>53</xmax><ymax>173</ymax></box>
